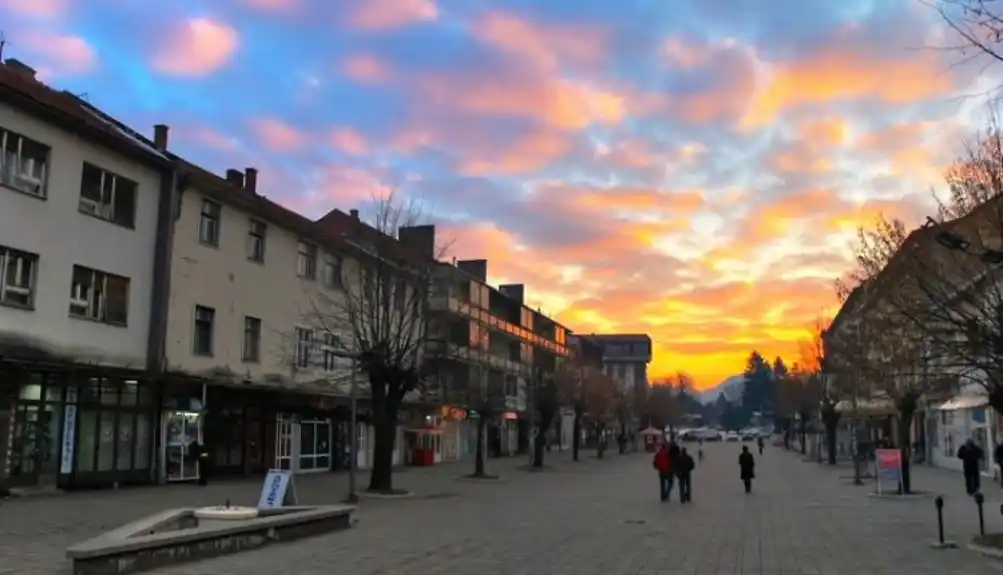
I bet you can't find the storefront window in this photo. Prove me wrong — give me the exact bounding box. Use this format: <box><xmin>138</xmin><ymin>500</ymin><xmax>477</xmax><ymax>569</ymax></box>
<box><xmin>77</xmin><ymin>410</ymin><xmax>98</xmax><ymax>472</ymax></box>
<box><xmin>134</xmin><ymin>413</ymin><xmax>152</xmax><ymax>468</ymax></box>
<box><xmin>116</xmin><ymin>413</ymin><xmax>135</xmax><ymax>470</ymax></box>
<box><xmin>97</xmin><ymin>412</ymin><xmax>116</xmax><ymax>471</ymax></box>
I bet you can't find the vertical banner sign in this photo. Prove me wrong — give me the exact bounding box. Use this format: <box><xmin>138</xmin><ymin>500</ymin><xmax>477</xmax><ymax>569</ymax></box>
<box><xmin>60</xmin><ymin>404</ymin><xmax>77</xmax><ymax>474</ymax></box>
<box><xmin>875</xmin><ymin>448</ymin><xmax>902</xmax><ymax>493</ymax></box>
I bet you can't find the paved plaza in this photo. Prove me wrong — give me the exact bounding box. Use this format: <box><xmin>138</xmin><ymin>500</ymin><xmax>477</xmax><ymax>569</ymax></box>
<box><xmin>2</xmin><ymin>444</ymin><xmax>1003</xmax><ymax>574</ymax></box>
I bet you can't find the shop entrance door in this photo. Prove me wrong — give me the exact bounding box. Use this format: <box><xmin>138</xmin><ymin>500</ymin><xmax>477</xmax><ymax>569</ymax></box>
<box><xmin>164</xmin><ymin>411</ymin><xmax>201</xmax><ymax>482</ymax></box>
<box><xmin>275</xmin><ymin>415</ymin><xmax>294</xmax><ymax>471</ymax></box>
<box><xmin>9</xmin><ymin>402</ymin><xmax>60</xmax><ymax>486</ymax></box>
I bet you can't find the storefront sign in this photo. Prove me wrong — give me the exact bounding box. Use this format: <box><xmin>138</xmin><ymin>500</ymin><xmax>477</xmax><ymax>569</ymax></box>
<box><xmin>502</xmin><ymin>411</ymin><xmax>518</xmax><ymax>420</ymax></box>
<box><xmin>258</xmin><ymin>469</ymin><xmax>297</xmax><ymax>509</ymax></box>
<box><xmin>60</xmin><ymin>404</ymin><xmax>77</xmax><ymax>474</ymax></box>
<box><xmin>440</xmin><ymin>406</ymin><xmax>467</xmax><ymax>421</ymax></box>
<box><xmin>875</xmin><ymin>448</ymin><xmax>902</xmax><ymax>493</ymax></box>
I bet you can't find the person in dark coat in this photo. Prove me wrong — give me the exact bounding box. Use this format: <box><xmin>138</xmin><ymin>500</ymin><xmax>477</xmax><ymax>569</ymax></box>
<box><xmin>756</xmin><ymin>436</ymin><xmax>765</xmax><ymax>455</ymax></box>
<box><xmin>957</xmin><ymin>438</ymin><xmax>984</xmax><ymax>495</ymax></box>
<box><xmin>739</xmin><ymin>445</ymin><xmax>755</xmax><ymax>493</ymax></box>
<box><xmin>676</xmin><ymin>448</ymin><xmax>696</xmax><ymax>503</ymax></box>
<box><xmin>652</xmin><ymin>441</ymin><xmax>674</xmax><ymax>502</ymax></box>
<box><xmin>995</xmin><ymin>441</ymin><xmax>1003</xmax><ymax>487</ymax></box>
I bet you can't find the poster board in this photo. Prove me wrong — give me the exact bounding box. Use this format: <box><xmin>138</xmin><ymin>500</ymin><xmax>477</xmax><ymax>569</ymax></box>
<box><xmin>874</xmin><ymin>448</ymin><xmax>902</xmax><ymax>494</ymax></box>
<box><xmin>257</xmin><ymin>469</ymin><xmax>298</xmax><ymax>509</ymax></box>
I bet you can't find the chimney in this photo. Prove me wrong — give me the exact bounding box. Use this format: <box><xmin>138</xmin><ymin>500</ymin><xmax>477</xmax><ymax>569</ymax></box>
<box><xmin>225</xmin><ymin>169</ymin><xmax>244</xmax><ymax>187</ymax></box>
<box><xmin>4</xmin><ymin>59</ymin><xmax>36</xmax><ymax>80</ymax></box>
<box><xmin>244</xmin><ymin>168</ymin><xmax>258</xmax><ymax>194</ymax></box>
<box><xmin>456</xmin><ymin>259</ymin><xmax>487</xmax><ymax>282</ymax></box>
<box><xmin>153</xmin><ymin>124</ymin><xmax>169</xmax><ymax>151</ymax></box>
<box><xmin>350</xmin><ymin>209</ymin><xmax>360</xmax><ymax>220</ymax></box>
<box><xmin>399</xmin><ymin>225</ymin><xmax>436</xmax><ymax>259</ymax></box>
<box><xmin>499</xmin><ymin>284</ymin><xmax>525</xmax><ymax>305</ymax></box>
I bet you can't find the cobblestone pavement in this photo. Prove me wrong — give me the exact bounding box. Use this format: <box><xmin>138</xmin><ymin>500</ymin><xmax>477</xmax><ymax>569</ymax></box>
<box><xmin>3</xmin><ymin>444</ymin><xmax>1003</xmax><ymax>574</ymax></box>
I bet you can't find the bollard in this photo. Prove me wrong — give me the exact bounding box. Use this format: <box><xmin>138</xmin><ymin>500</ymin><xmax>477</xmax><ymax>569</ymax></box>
<box><xmin>975</xmin><ymin>493</ymin><xmax>986</xmax><ymax>537</ymax></box>
<box><xmin>935</xmin><ymin>496</ymin><xmax>946</xmax><ymax>545</ymax></box>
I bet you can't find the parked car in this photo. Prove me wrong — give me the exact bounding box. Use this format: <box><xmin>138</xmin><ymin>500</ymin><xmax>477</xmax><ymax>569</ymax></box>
<box><xmin>725</xmin><ymin>431</ymin><xmax>740</xmax><ymax>442</ymax></box>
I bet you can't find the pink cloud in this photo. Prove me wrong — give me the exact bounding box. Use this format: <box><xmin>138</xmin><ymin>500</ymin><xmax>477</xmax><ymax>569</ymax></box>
<box><xmin>340</xmin><ymin>53</ymin><xmax>393</xmax><ymax>83</ymax></box>
<box><xmin>176</xmin><ymin>126</ymin><xmax>240</xmax><ymax>151</ymax></box>
<box><xmin>151</xmin><ymin>17</ymin><xmax>239</xmax><ymax>77</ymax></box>
<box><xmin>248</xmin><ymin>118</ymin><xmax>307</xmax><ymax>152</ymax></box>
<box><xmin>345</xmin><ymin>0</ymin><xmax>438</xmax><ymax>31</ymax></box>
<box><xmin>329</xmin><ymin>128</ymin><xmax>368</xmax><ymax>155</ymax></box>
<box><xmin>0</xmin><ymin>0</ymin><xmax>66</xmax><ymax>18</ymax></box>
<box><xmin>244</xmin><ymin>0</ymin><xmax>298</xmax><ymax>12</ymax></box>
<box><xmin>471</xmin><ymin>11</ymin><xmax>608</xmax><ymax>72</ymax></box>
<box><xmin>22</xmin><ymin>32</ymin><xmax>97</xmax><ymax>75</ymax></box>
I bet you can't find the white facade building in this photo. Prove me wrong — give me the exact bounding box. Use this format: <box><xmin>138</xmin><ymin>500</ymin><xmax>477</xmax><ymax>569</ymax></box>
<box><xmin>0</xmin><ymin>58</ymin><xmax>176</xmax><ymax>491</ymax></box>
<box><xmin>163</xmin><ymin>164</ymin><xmax>409</xmax><ymax>480</ymax></box>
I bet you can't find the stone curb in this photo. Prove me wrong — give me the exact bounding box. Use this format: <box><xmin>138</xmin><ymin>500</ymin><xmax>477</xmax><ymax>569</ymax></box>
<box><xmin>355</xmin><ymin>490</ymin><xmax>415</xmax><ymax>500</ymax></box>
<box><xmin>968</xmin><ymin>541</ymin><xmax>1003</xmax><ymax>559</ymax></box>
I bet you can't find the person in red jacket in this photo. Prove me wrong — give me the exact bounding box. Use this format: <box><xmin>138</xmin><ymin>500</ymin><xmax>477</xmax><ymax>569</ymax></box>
<box><xmin>653</xmin><ymin>440</ymin><xmax>675</xmax><ymax>501</ymax></box>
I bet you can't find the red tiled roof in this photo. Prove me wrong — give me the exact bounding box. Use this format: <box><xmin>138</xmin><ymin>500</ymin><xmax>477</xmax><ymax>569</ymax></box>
<box><xmin>0</xmin><ymin>63</ymin><xmax>170</xmax><ymax>169</ymax></box>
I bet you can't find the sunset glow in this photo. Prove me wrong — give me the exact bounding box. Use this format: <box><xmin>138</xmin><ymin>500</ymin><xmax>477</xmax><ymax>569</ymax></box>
<box><xmin>7</xmin><ymin>0</ymin><xmax>994</xmax><ymax>388</ymax></box>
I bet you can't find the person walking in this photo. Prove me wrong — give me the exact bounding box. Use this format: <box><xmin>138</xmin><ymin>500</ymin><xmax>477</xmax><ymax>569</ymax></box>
<box><xmin>676</xmin><ymin>447</ymin><xmax>696</xmax><ymax>503</ymax></box>
<box><xmin>994</xmin><ymin>441</ymin><xmax>1003</xmax><ymax>487</ymax></box>
<box><xmin>652</xmin><ymin>440</ymin><xmax>674</xmax><ymax>502</ymax></box>
<box><xmin>958</xmin><ymin>438</ymin><xmax>985</xmax><ymax>495</ymax></box>
<box><xmin>739</xmin><ymin>445</ymin><xmax>756</xmax><ymax>493</ymax></box>
<box><xmin>697</xmin><ymin>438</ymin><xmax>705</xmax><ymax>463</ymax></box>
<box><xmin>756</xmin><ymin>435</ymin><xmax>765</xmax><ymax>456</ymax></box>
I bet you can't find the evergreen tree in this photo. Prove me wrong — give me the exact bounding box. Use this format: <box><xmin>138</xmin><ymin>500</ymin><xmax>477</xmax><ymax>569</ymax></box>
<box><xmin>741</xmin><ymin>351</ymin><xmax>772</xmax><ymax>415</ymax></box>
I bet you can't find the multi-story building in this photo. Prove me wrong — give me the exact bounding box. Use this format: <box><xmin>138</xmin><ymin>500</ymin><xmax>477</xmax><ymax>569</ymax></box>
<box><xmin>577</xmin><ymin>333</ymin><xmax>652</xmax><ymax>441</ymax></box>
<box><xmin>164</xmin><ymin>166</ymin><xmax>442</xmax><ymax>481</ymax></box>
<box><xmin>0</xmin><ymin>59</ymin><xmax>177</xmax><ymax>490</ymax></box>
<box><xmin>427</xmin><ymin>259</ymin><xmax>569</xmax><ymax>460</ymax></box>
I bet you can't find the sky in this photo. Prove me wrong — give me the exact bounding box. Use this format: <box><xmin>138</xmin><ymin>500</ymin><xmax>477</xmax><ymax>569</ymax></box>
<box><xmin>2</xmin><ymin>0</ymin><xmax>997</xmax><ymax>389</ymax></box>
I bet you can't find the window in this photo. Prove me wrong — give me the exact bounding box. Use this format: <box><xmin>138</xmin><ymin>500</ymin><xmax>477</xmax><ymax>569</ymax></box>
<box><xmin>0</xmin><ymin>246</ymin><xmax>37</xmax><ymax>309</ymax></box>
<box><xmin>193</xmin><ymin>305</ymin><xmax>215</xmax><ymax>356</ymax></box>
<box><xmin>242</xmin><ymin>316</ymin><xmax>261</xmax><ymax>362</ymax></box>
<box><xmin>321</xmin><ymin>332</ymin><xmax>340</xmax><ymax>371</ymax></box>
<box><xmin>0</xmin><ymin>127</ymin><xmax>48</xmax><ymax>197</ymax></box>
<box><xmin>295</xmin><ymin>327</ymin><xmax>314</xmax><ymax>369</ymax></box>
<box><xmin>323</xmin><ymin>258</ymin><xmax>342</xmax><ymax>289</ymax></box>
<box><xmin>78</xmin><ymin>163</ymin><xmax>137</xmax><ymax>227</ymax></box>
<box><xmin>199</xmin><ymin>199</ymin><xmax>221</xmax><ymax>247</ymax></box>
<box><xmin>246</xmin><ymin>219</ymin><xmax>266</xmax><ymax>262</ymax></box>
<box><xmin>297</xmin><ymin>241</ymin><xmax>317</xmax><ymax>280</ymax></box>
<box><xmin>69</xmin><ymin>265</ymin><xmax>130</xmax><ymax>325</ymax></box>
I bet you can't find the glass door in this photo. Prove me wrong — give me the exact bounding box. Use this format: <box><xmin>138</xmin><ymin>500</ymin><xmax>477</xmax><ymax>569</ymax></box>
<box><xmin>275</xmin><ymin>414</ymin><xmax>294</xmax><ymax>470</ymax></box>
<box><xmin>164</xmin><ymin>410</ymin><xmax>201</xmax><ymax>481</ymax></box>
<box><xmin>297</xmin><ymin>419</ymin><xmax>331</xmax><ymax>472</ymax></box>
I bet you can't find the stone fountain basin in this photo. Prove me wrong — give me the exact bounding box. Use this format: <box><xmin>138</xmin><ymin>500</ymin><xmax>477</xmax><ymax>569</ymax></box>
<box><xmin>66</xmin><ymin>505</ymin><xmax>355</xmax><ymax>575</ymax></box>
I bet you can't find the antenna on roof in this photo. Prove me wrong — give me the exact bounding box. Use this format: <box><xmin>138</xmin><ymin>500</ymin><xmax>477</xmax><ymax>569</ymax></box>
<box><xmin>0</xmin><ymin>31</ymin><xmax>8</xmax><ymax>61</ymax></box>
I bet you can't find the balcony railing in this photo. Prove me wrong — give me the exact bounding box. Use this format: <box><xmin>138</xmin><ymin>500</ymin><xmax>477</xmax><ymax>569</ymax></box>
<box><xmin>425</xmin><ymin>340</ymin><xmax>533</xmax><ymax>378</ymax></box>
<box><xmin>429</xmin><ymin>295</ymin><xmax>567</xmax><ymax>355</ymax></box>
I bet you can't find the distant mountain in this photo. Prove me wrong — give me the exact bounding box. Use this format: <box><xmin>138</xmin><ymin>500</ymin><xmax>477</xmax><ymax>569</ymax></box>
<box><xmin>695</xmin><ymin>375</ymin><xmax>744</xmax><ymax>405</ymax></box>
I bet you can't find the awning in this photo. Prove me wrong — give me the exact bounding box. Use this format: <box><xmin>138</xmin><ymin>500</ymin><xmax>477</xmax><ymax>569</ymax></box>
<box><xmin>937</xmin><ymin>395</ymin><xmax>988</xmax><ymax>411</ymax></box>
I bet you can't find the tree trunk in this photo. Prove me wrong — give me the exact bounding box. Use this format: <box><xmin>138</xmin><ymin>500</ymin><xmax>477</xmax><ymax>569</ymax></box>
<box><xmin>533</xmin><ymin>408</ymin><xmax>556</xmax><ymax>468</ymax></box>
<box><xmin>366</xmin><ymin>401</ymin><xmax>398</xmax><ymax>493</ymax></box>
<box><xmin>898</xmin><ymin>409</ymin><xmax>915</xmax><ymax>494</ymax></box>
<box><xmin>821</xmin><ymin>406</ymin><xmax>840</xmax><ymax>465</ymax></box>
<box><xmin>799</xmin><ymin>417</ymin><xmax>807</xmax><ymax>455</ymax></box>
<box><xmin>473</xmin><ymin>414</ymin><xmax>487</xmax><ymax>477</ymax></box>
<box><xmin>597</xmin><ymin>423</ymin><xmax>605</xmax><ymax>459</ymax></box>
<box><xmin>572</xmin><ymin>409</ymin><xmax>582</xmax><ymax>462</ymax></box>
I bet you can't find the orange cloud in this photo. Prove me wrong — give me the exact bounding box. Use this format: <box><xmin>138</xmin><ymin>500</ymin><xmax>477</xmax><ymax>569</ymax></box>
<box><xmin>416</xmin><ymin>73</ymin><xmax>626</xmax><ymax>130</ymax></box>
<box><xmin>743</xmin><ymin>50</ymin><xmax>955</xmax><ymax>129</ymax></box>
<box><xmin>459</xmin><ymin>130</ymin><xmax>571</xmax><ymax>176</ymax></box>
<box><xmin>248</xmin><ymin>118</ymin><xmax>307</xmax><ymax>152</ymax></box>
<box><xmin>151</xmin><ymin>18</ymin><xmax>239</xmax><ymax>76</ymax></box>
<box><xmin>345</xmin><ymin>0</ymin><xmax>438</xmax><ymax>31</ymax></box>
<box><xmin>797</xmin><ymin>117</ymin><xmax>850</xmax><ymax>145</ymax></box>
<box><xmin>340</xmin><ymin>53</ymin><xmax>393</xmax><ymax>83</ymax></box>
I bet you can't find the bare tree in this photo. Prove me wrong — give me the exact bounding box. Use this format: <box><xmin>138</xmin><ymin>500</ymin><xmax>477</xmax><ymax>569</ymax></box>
<box><xmin>531</xmin><ymin>371</ymin><xmax>559</xmax><ymax>468</ymax></box>
<box><xmin>778</xmin><ymin>362</ymin><xmax>821</xmax><ymax>453</ymax></box>
<box><xmin>584</xmin><ymin>372</ymin><xmax>618</xmax><ymax>459</ymax></box>
<box><xmin>646</xmin><ymin>383</ymin><xmax>681</xmax><ymax>435</ymax></box>
<box><xmin>302</xmin><ymin>194</ymin><xmax>443</xmax><ymax>494</ymax></box>
<box><xmin>555</xmin><ymin>357</ymin><xmax>604</xmax><ymax>462</ymax></box>
<box><xmin>835</xmin><ymin>215</ymin><xmax>909</xmax><ymax>301</ymax></box>
<box><xmin>801</xmin><ymin>317</ymin><xmax>849</xmax><ymax>464</ymax></box>
<box><xmin>929</xmin><ymin>1</ymin><xmax>1003</xmax><ymax>67</ymax></box>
